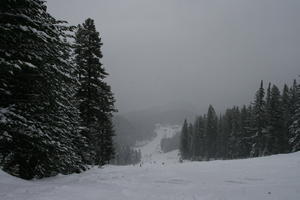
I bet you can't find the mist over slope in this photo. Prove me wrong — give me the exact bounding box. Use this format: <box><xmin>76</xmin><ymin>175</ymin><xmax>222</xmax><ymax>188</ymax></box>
<box><xmin>114</xmin><ymin>103</ymin><xmax>197</xmax><ymax>144</ymax></box>
<box><xmin>113</xmin><ymin>115</ymin><xmax>138</xmax><ymax>146</ymax></box>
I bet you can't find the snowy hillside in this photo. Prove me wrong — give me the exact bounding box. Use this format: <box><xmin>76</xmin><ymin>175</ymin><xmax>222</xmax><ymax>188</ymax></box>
<box><xmin>1</xmin><ymin>125</ymin><xmax>300</xmax><ymax>200</ymax></box>
<box><xmin>139</xmin><ymin>124</ymin><xmax>181</xmax><ymax>164</ymax></box>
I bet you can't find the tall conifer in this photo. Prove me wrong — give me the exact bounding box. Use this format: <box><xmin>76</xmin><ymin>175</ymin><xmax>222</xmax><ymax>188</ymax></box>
<box><xmin>0</xmin><ymin>0</ymin><xmax>86</xmax><ymax>179</ymax></box>
<box><xmin>74</xmin><ymin>18</ymin><xmax>116</xmax><ymax>165</ymax></box>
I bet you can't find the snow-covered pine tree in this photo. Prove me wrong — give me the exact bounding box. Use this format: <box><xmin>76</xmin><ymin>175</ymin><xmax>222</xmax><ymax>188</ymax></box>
<box><xmin>190</xmin><ymin>118</ymin><xmax>198</xmax><ymax>159</ymax></box>
<box><xmin>205</xmin><ymin>105</ymin><xmax>218</xmax><ymax>159</ymax></box>
<box><xmin>220</xmin><ymin>109</ymin><xmax>232</xmax><ymax>158</ymax></box>
<box><xmin>215</xmin><ymin>114</ymin><xmax>226</xmax><ymax>159</ymax></box>
<box><xmin>289</xmin><ymin>81</ymin><xmax>300</xmax><ymax>152</ymax></box>
<box><xmin>0</xmin><ymin>0</ymin><xmax>86</xmax><ymax>179</ymax></box>
<box><xmin>180</xmin><ymin>120</ymin><xmax>190</xmax><ymax>159</ymax></box>
<box><xmin>231</xmin><ymin>107</ymin><xmax>243</xmax><ymax>158</ymax></box>
<box><xmin>191</xmin><ymin>116</ymin><xmax>205</xmax><ymax>160</ymax></box>
<box><xmin>251</xmin><ymin>80</ymin><xmax>266</xmax><ymax>157</ymax></box>
<box><xmin>74</xmin><ymin>18</ymin><xmax>116</xmax><ymax>166</ymax></box>
<box><xmin>265</xmin><ymin>85</ymin><xmax>287</xmax><ymax>154</ymax></box>
<box><xmin>281</xmin><ymin>84</ymin><xmax>291</xmax><ymax>152</ymax></box>
<box><xmin>187</xmin><ymin>122</ymin><xmax>194</xmax><ymax>159</ymax></box>
<box><xmin>239</xmin><ymin>105</ymin><xmax>253</xmax><ymax>157</ymax></box>
<box><xmin>263</xmin><ymin>83</ymin><xmax>288</xmax><ymax>154</ymax></box>
<box><xmin>289</xmin><ymin>80</ymin><xmax>298</xmax><ymax>119</ymax></box>
<box><xmin>98</xmin><ymin>118</ymin><xmax>115</xmax><ymax>165</ymax></box>
<box><xmin>263</xmin><ymin>83</ymin><xmax>273</xmax><ymax>155</ymax></box>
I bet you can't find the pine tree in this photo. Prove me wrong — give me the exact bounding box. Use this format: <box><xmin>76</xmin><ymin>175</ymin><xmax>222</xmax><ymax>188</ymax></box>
<box><xmin>180</xmin><ymin>120</ymin><xmax>189</xmax><ymax>159</ymax></box>
<box><xmin>205</xmin><ymin>105</ymin><xmax>218</xmax><ymax>159</ymax></box>
<box><xmin>191</xmin><ymin>117</ymin><xmax>199</xmax><ymax>159</ymax></box>
<box><xmin>264</xmin><ymin>85</ymin><xmax>286</xmax><ymax>154</ymax></box>
<box><xmin>74</xmin><ymin>18</ymin><xmax>116</xmax><ymax>166</ymax></box>
<box><xmin>239</xmin><ymin>105</ymin><xmax>252</xmax><ymax>157</ymax></box>
<box><xmin>289</xmin><ymin>81</ymin><xmax>300</xmax><ymax>152</ymax></box>
<box><xmin>215</xmin><ymin>114</ymin><xmax>226</xmax><ymax>159</ymax></box>
<box><xmin>263</xmin><ymin>82</ymin><xmax>273</xmax><ymax>155</ymax></box>
<box><xmin>0</xmin><ymin>0</ymin><xmax>86</xmax><ymax>179</ymax></box>
<box><xmin>233</xmin><ymin>107</ymin><xmax>243</xmax><ymax>158</ymax></box>
<box><xmin>290</xmin><ymin>80</ymin><xmax>298</xmax><ymax>118</ymax></box>
<box><xmin>282</xmin><ymin>84</ymin><xmax>291</xmax><ymax>152</ymax></box>
<box><xmin>220</xmin><ymin>110</ymin><xmax>231</xmax><ymax>158</ymax></box>
<box><xmin>265</xmin><ymin>82</ymin><xmax>272</xmax><ymax>130</ymax></box>
<box><xmin>251</xmin><ymin>80</ymin><xmax>266</xmax><ymax>157</ymax></box>
<box><xmin>191</xmin><ymin>116</ymin><xmax>205</xmax><ymax>160</ymax></box>
<box><xmin>187</xmin><ymin>123</ymin><xmax>194</xmax><ymax>159</ymax></box>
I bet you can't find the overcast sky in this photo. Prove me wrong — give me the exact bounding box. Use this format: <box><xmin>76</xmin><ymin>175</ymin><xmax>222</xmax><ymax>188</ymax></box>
<box><xmin>47</xmin><ymin>0</ymin><xmax>300</xmax><ymax>114</ymax></box>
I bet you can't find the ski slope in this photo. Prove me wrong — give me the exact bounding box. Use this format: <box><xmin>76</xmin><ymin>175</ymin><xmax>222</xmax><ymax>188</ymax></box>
<box><xmin>139</xmin><ymin>124</ymin><xmax>181</xmax><ymax>164</ymax></box>
<box><xmin>1</xmin><ymin>125</ymin><xmax>300</xmax><ymax>200</ymax></box>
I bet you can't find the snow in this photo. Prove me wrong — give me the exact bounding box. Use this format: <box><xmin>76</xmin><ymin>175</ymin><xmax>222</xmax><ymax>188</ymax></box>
<box><xmin>1</xmin><ymin>125</ymin><xmax>300</xmax><ymax>200</ymax></box>
<box><xmin>140</xmin><ymin>124</ymin><xmax>181</xmax><ymax>164</ymax></box>
<box><xmin>0</xmin><ymin>107</ymin><xmax>10</xmax><ymax>123</ymax></box>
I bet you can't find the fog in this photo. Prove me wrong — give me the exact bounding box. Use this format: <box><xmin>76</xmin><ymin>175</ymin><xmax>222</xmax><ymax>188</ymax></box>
<box><xmin>48</xmin><ymin>0</ymin><xmax>300</xmax><ymax>114</ymax></box>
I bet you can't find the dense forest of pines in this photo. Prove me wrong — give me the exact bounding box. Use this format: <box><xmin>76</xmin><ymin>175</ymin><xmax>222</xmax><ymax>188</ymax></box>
<box><xmin>160</xmin><ymin>131</ymin><xmax>180</xmax><ymax>153</ymax></box>
<box><xmin>112</xmin><ymin>145</ymin><xmax>141</xmax><ymax>166</ymax></box>
<box><xmin>0</xmin><ymin>0</ymin><xmax>116</xmax><ymax>179</ymax></box>
<box><xmin>180</xmin><ymin>80</ymin><xmax>300</xmax><ymax>160</ymax></box>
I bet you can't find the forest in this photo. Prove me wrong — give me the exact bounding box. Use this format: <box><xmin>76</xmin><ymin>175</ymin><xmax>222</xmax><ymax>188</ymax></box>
<box><xmin>0</xmin><ymin>0</ymin><xmax>117</xmax><ymax>179</ymax></box>
<box><xmin>180</xmin><ymin>80</ymin><xmax>300</xmax><ymax>160</ymax></box>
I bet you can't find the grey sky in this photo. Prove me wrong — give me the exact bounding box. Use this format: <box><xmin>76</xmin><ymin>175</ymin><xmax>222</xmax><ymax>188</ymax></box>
<box><xmin>47</xmin><ymin>0</ymin><xmax>300</xmax><ymax>114</ymax></box>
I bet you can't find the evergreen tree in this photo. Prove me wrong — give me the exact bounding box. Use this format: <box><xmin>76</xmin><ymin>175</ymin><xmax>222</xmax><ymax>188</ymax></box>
<box><xmin>220</xmin><ymin>110</ymin><xmax>231</xmax><ymax>158</ymax></box>
<box><xmin>232</xmin><ymin>107</ymin><xmax>243</xmax><ymax>158</ymax></box>
<box><xmin>205</xmin><ymin>105</ymin><xmax>218</xmax><ymax>159</ymax></box>
<box><xmin>251</xmin><ymin>81</ymin><xmax>266</xmax><ymax>157</ymax></box>
<box><xmin>191</xmin><ymin>116</ymin><xmax>205</xmax><ymax>160</ymax></box>
<box><xmin>74</xmin><ymin>18</ymin><xmax>116</xmax><ymax>166</ymax></box>
<box><xmin>0</xmin><ymin>0</ymin><xmax>86</xmax><ymax>179</ymax></box>
<box><xmin>191</xmin><ymin>118</ymin><xmax>199</xmax><ymax>159</ymax></box>
<box><xmin>187</xmin><ymin>123</ymin><xmax>194</xmax><ymax>159</ymax></box>
<box><xmin>215</xmin><ymin>114</ymin><xmax>226</xmax><ymax>159</ymax></box>
<box><xmin>239</xmin><ymin>105</ymin><xmax>252</xmax><ymax>157</ymax></box>
<box><xmin>263</xmin><ymin>82</ymin><xmax>273</xmax><ymax>155</ymax></box>
<box><xmin>290</xmin><ymin>80</ymin><xmax>298</xmax><ymax>118</ymax></box>
<box><xmin>289</xmin><ymin>81</ymin><xmax>300</xmax><ymax>152</ymax></box>
<box><xmin>265</xmin><ymin>85</ymin><xmax>286</xmax><ymax>154</ymax></box>
<box><xmin>282</xmin><ymin>84</ymin><xmax>291</xmax><ymax>152</ymax></box>
<box><xmin>180</xmin><ymin>120</ymin><xmax>189</xmax><ymax>159</ymax></box>
<box><xmin>265</xmin><ymin>82</ymin><xmax>272</xmax><ymax>129</ymax></box>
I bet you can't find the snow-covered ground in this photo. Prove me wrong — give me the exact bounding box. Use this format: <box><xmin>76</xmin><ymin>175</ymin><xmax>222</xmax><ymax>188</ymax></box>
<box><xmin>140</xmin><ymin>124</ymin><xmax>181</xmax><ymax>164</ymax></box>
<box><xmin>1</xmin><ymin>125</ymin><xmax>300</xmax><ymax>200</ymax></box>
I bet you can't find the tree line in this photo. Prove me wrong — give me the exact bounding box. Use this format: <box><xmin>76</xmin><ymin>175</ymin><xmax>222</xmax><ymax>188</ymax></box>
<box><xmin>160</xmin><ymin>131</ymin><xmax>180</xmax><ymax>153</ymax></box>
<box><xmin>180</xmin><ymin>80</ymin><xmax>300</xmax><ymax>160</ymax></box>
<box><xmin>112</xmin><ymin>145</ymin><xmax>142</xmax><ymax>166</ymax></box>
<box><xmin>0</xmin><ymin>0</ymin><xmax>115</xmax><ymax>179</ymax></box>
